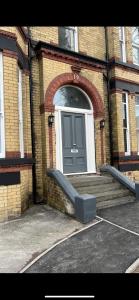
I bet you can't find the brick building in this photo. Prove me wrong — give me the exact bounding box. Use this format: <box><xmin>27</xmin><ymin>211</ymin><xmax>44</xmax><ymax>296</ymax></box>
<box><xmin>0</xmin><ymin>26</ymin><xmax>139</xmax><ymax>221</ymax></box>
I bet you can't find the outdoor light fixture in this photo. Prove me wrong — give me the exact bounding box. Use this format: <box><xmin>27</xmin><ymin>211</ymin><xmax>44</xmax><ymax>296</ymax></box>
<box><xmin>100</xmin><ymin>119</ymin><xmax>105</xmax><ymax>129</ymax></box>
<box><xmin>48</xmin><ymin>113</ymin><xmax>55</xmax><ymax>127</ymax></box>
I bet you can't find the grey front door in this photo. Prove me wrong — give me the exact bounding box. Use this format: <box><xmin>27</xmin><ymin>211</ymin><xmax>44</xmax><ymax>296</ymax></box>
<box><xmin>61</xmin><ymin>112</ymin><xmax>87</xmax><ymax>173</ymax></box>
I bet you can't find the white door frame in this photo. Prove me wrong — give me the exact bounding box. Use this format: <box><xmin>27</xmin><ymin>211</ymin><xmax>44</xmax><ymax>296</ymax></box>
<box><xmin>55</xmin><ymin>104</ymin><xmax>96</xmax><ymax>175</ymax></box>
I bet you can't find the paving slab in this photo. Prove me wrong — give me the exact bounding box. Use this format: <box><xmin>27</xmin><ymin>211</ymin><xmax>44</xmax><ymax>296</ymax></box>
<box><xmin>0</xmin><ymin>204</ymin><xmax>85</xmax><ymax>273</ymax></box>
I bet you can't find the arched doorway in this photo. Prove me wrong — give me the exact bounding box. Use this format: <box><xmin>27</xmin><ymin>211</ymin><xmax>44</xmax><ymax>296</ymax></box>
<box><xmin>53</xmin><ymin>85</ymin><xmax>96</xmax><ymax>174</ymax></box>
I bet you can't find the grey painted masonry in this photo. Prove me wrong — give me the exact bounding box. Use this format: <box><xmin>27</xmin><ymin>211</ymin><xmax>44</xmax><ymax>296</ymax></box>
<box><xmin>100</xmin><ymin>165</ymin><xmax>139</xmax><ymax>200</ymax></box>
<box><xmin>47</xmin><ymin>169</ymin><xmax>96</xmax><ymax>223</ymax></box>
<box><xmin>47</xmin><ymin>166</ymin><xmax>139</xmax><ymax>223</ymax></box>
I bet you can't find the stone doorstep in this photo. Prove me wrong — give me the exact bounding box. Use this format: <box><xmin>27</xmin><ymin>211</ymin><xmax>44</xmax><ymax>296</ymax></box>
<box><xmin>125</xmin><ymin>258</ymin><xmax>139</xmax><ymax>273</ymax></box>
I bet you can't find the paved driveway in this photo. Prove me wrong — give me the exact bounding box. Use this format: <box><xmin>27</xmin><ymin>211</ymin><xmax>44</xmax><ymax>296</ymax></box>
<box><xmin>25</xmin><ymin>201</ymin><xmax>139</xmax><ymax>273</ymax></box>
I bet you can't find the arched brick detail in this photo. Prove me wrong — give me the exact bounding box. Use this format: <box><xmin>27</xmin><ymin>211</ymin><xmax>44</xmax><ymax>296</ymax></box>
<box><xmin>44</xmin><ymin>73</ymin><xmax>104</xmax><ymax>117</ymax></box>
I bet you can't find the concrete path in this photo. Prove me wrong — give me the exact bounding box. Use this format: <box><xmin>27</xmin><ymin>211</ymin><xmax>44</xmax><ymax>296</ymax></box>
<box><xmin>0</xmin><ymin>204</ymin><xmax>89</xmax><ymax>273</ymax></box>
<box><xmin>25</xmin><ymin>202</ymin><xmax>139</xmax><ymax>273</ymax></box>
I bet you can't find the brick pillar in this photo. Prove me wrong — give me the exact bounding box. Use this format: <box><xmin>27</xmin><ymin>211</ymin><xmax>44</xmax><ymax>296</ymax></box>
<box><xmin>128</xmin><ymin>93</ymin><xmax>138</xmax><ymax>154</ymax></box>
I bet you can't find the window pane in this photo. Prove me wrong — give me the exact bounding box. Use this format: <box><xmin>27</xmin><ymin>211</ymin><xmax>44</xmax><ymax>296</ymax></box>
<box><xmin>132</xmin><ymin>27</ymin><xmax>139</xmax><ymax>45</ymax></box>
<box><xmin>69</xmin><ymin>29</ymin><xmax>75</xmax><ymax>50</ymax></box>
<box><xmin>122</xmin><ymin>93</ymin><xmax>130</xmax><ymax>153</ymax></box>
<box><xmin>123</xmin><ymin>128</ymin><xmax>127</xmax><ymax>152</ymax></box>
<box><xmin>122</xmin><ymin>93</ymin><xmax>126</xmax><ymax>103</ymax></box>
<box><xmin>123</xmin><ymin>104</ymin><xmax>127</xmax><ymax>128</ymax></box>
<box><xmin>137</xmin><ymin>130</ymin><xmax>139</xmax><ymax>152</ymax></box>
<box><xmin>133</xmin><ymin>47</ymin><xmax>139</xmax><ymax>64</ymax></box>
<box><xmin>53</xmin><ymin>86</ymin><xmax>91</xmax><ymax>109</ymax></box>
<box><xmin>136</xmin><ymin>95</ymin><xmax>139</xmax><ymax>105</ymax></box>
<box><xmin>59</xmin><ymin>27</ymin><xmax>75</xmax><ymax>51</ymax></box>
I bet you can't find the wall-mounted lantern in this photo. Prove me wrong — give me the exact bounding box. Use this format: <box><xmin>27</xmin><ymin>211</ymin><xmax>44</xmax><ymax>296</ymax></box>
<box><xmin>100</xmin><ymin>119</ymin><xmax>105</xmax><ymax>129</ymax></box>
<box><xmin>48</xmin><ymin>113</ymin><xmax>55</xmax><ymax>127</ymax></box>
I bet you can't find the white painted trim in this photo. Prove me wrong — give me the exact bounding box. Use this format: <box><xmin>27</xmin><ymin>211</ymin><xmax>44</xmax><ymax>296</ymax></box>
<box><xmin>119</xmin><ymin>27</ymin><xmax>126</xmax><ymax>63</ymax></box>
<box><xmin>122</xmin><ymin>27</ymin><xmax>126</xmax><ymax>63</ymax></box>
<box><xmin>0</xmin><ymin>52</ymin><xmax>5</xmax><ymax>158</ymax></box>
<box><xmin>122</xmin><ymin>92</ymin><xmax>130</xmax><ymax>155</ymax></box>
<box><xmin>65</xmin><ymin>172</ymin><xmax>96</xmax><ymax>176</ymax></box>
<box><xmin>55</xmin><ymin>105</ymin><xmax>92</xmax><ymax>114</ymax></box>
<box><xmin>55</xmin><ymin>88</ymin><xmax>96</xmax><ymax>174</ymax></box>
<box><xmin>55</xmin><ymin>110</ymin><xmax>63</xmax><ymax>172</ymax></box>
<box><xmin>74</xmin><ymin>27</ymin><xmax>78</xmax><ymax>52</ymax></box>
<box><xmin>18</xmin><ymin>68</ymin><xmax>24</xmax><ymax>158</ymax></box>
<box><xmin>85</xmin><ymin>113</ymin><xmax>96</xmax><ymax>173</ymax></box>
<box><xmin>125</xmin><ymin>92</ymin><xmax>130</xmax><ymax>155</ymax></box>
<box><xmin>55</xmin><ymin>108</ymin><xmax>96</xmax><ymax>173</ymax></box>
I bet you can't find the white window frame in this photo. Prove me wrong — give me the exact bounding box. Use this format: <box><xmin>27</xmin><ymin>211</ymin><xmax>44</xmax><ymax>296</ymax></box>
<box><xmin>0</xmin><ymin>52</ymin><xmax>5</xmax><ymax>158</ymax></box>
<box><xmin>59</xmin><ymin>26</ymin><xmax>78</xmax><ymax>52</ymax></box>
<box><xmin>132</xmin><ymin>27</ymin><xmax>139</xmax><ymax>66</ymax></box>
<box><xmin>122</xmin><ymin>92</ymin><xmax>130</xmax><ymax>155</ymax></box>
<box><xmin>119</xmin><ymin>27</ymin><xmax>126</xmax><ymax>63</ymax></box>
<box><xmin>74</xmin><ymin>27</ymin><xmax>78</xmax><ymax>52</ymax></box>
<box><xmin>135</xmin><ymin>95</ymin><xmax>139</xmax><ymax>154</ymax></box>
<box><xmin>18</xmin><ymin>68</ymin><xmax>24</xmax><ymax>158</ymax></box>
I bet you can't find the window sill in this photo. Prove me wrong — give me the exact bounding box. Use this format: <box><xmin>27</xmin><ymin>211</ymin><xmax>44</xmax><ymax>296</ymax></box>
<box><xmin>133</xmin><ymin>62</ymin><xmax>139</xmax><ymax>66</ymax></box>
<box><xmin>125</xmin><ymin>153</ymin><xmax>131</xmax><ymax>156</ymax></box>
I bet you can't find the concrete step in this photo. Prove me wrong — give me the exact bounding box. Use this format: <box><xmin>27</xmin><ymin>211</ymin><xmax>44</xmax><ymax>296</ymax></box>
<box><xmin>76</xmin><ymin>182</ymin><xmax>125</xmax><ymax>194</ymax></box>
<box><xmin>92</xmin><ymin>189</ymin><xmax>132</xmax><ymax>202</ymax></box>
<box><xmin>68</xmin><ymin>173</ymin><xmax>136</xmax><ymax>210</ymax></box>
<box><xmin>69</xmin><ymin>176</ymin><xmax>115</xmax><ymax>188</ymax></box>
<box><xmin>97</xmin><ymin>195</ymin><xmax>135</xmax><ymax>210</ymax></box>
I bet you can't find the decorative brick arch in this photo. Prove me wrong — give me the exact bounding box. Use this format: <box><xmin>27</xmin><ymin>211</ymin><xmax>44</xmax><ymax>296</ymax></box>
<box><xmin>44</xmin><ymin>73</ymin><xmax>104</xmax><ymax>118</ymax></box>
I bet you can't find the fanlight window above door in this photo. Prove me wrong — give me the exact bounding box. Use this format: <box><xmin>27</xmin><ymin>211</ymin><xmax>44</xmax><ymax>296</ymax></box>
<box><xmin>53</xmin><ymin>86</ymin><xmax>91</xmax><ymax>110</ymax></box>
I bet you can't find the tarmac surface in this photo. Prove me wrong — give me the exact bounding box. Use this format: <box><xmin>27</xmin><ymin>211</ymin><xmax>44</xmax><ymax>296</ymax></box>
<box><xmin>1</xmin><ymin>201</ymin><xmax>139</xmax><ymax>273</ymax></box>
<box><xmin>25</xmin><ymin>201</ymin><xmax>139</xmax><ymax>273</ymax></box>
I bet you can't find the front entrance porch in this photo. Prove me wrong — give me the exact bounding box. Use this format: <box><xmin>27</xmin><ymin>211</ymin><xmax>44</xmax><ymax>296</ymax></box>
<box><xmin>54</xmin><ymin>85</ymin><xmax>96</xmax><ymax>175</ymax></box>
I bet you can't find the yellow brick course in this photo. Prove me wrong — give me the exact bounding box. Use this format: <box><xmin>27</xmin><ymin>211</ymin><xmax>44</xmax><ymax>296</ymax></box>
<box><xmin>111</xmin><ymin>67</ymin><xmax>139</xmax><ymax>83</ymax></box>
<box><xmin>30</xmin><ymin>27</ymin><xmax>58</xmax><ymax>44</ymax></box>
<box><xmin>20</xmin><ymin>169</ymin><xmax>32</xmax><ymax>211</ymax></box>
<box><xmin>124</xmin><ymin>171</ymin><xmax>139</xmax><ymax>182</ymax></box>
<box><xmin>30</xmin><ymin>27</ymin><xmax>106</xmax><ymax>60</ymax></box>
<box><xmin>3</xmin><ymin>56</ymin><xmax>19</xmax><ymax>152</ymax></box>
<box><xmin>0</xmin><ymin>168</ymin><xmax>33</xmax><ymax>222</ymax></box>
<box><xmin>128</xmin><ymin>94</ymin><xmax>137</xmax><ymax>152</ymax></box>
<box><xmin>110</xmin><ymin>92</ymin><xmax>124</xmax><ymax>153</ymax></box>
<box><xmin>78</xmin><ymin>27</ymin><xmax>106</xmax><ymax>60</ymax></box>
